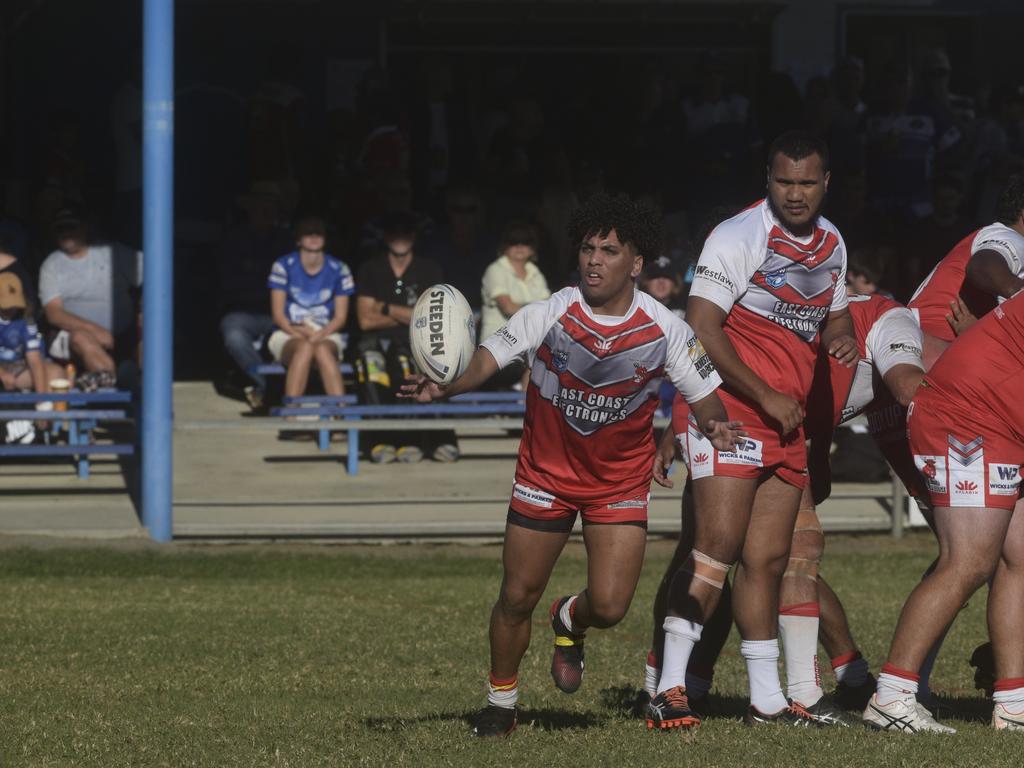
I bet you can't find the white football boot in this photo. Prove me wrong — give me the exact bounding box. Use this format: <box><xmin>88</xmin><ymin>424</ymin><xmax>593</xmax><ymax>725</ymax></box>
<box><xmin>862</xmin><ymin>695</ymin><xmax>956</xmax><ymax>733</ymax></box>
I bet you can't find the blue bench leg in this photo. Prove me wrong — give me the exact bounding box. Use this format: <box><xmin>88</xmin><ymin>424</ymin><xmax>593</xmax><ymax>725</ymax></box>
<box><xmin>347</xmin><ymin>427</ymin><xmax>359</xmax><ymax>475</ymax></box>
<box><xmin>318</xmin><ymin>424</ymin><xmax>329</xmax><ymax>452</ymax></box>
<box><xmin>69</xmin><ymin>420</ymin><xmax>89</xmax><ymax>479</ymax></box>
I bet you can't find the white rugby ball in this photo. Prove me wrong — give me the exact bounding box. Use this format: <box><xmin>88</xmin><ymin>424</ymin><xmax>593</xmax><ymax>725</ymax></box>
<box><xmin>410</xmin><ymin>284</ymin><xmax>477</xmax><ymax>384</ymax></box>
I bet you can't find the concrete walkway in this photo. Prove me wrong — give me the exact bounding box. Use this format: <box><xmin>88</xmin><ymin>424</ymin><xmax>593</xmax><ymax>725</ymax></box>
<box><xmin>0</xmin><ymin>382</ymin><xmax>914</xmax><ymax>541</ymax></box>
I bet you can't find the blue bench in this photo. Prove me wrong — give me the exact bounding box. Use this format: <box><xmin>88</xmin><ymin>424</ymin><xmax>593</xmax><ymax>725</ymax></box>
<box><xmin>0</xmin><ymin>390</ymin><xmax>135</xmax><ymax>478</ymax></box>
<box><xmin>247</xmin><ymin>362</ymin><xmax>355</xmax><ymax>377</ymax></box>
<box><xmin>271</xmin><ymin>391</ymin><xmax>526</xmax><ymax>474</ymax></box>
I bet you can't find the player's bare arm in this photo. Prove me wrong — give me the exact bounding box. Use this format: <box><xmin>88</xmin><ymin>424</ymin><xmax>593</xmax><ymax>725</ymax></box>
<box><xmin>965</xmin><ymin>248</ymin><xmax>1024</xmax><ymax>299</ymax></box>
<box><xmin>652</xmin><ymin>425</ymin><xmax>678</xmax><ymax>488</ymax></box>
<box><xmin>881</xmin><ymin>363</ymin><xmax>924</xmax><ymax>408</ymax></box>
<box><xmin>689</xmin><ymin>390</ymin><xmax>747</xmax><ymax>453</ymax></box>
<box><xmin>819</xmin><ymin>307</ymin><xmax>858</xmax><ymax>367</ymax></box>
<box><xmin>399</xmin><ymin>346</ymin><xmax>501</xmax><ymax>402</ymax></box>
<box><xmin>687</xmin><ymin>295</ymin><xmax>803</xmax><ymax>434</ymax></box>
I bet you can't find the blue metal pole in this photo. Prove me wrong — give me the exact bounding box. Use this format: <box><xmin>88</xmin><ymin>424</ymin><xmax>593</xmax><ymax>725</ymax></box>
<box><xmin>142</xmin><ymin>0</ymin><xmax>174</xmax><ymax>542</ymax></box>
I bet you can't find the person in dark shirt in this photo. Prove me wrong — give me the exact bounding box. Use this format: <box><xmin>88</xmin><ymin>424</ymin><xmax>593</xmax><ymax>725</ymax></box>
<box><xmin>355</xmin><ymin>210</ymin><xmax>456</xmax><ymax>464</ymax></box>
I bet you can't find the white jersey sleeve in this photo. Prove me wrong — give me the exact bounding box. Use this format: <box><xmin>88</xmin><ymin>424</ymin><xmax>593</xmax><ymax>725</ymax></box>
<box><xmin>972</xmin><ymin>223</ymin><xmax>1024</xmax><ymax>277</ymax></box>
<box><xmin>865</xmin><ymin>307</ymin><xmax>924</xmax><ymax>378</ymax></box>
<box><xmin>829</xmin><ymin>229</ymin><xmax>850</xmax><ymax>313</ymax></box>
<box><xmin>480</xmin><ymin>288</ymin><xmax>571</xmax><ymax>369</ymax></box>
<box><xmin>687</xmin><ymin>222</ymin><xmax>762</xmax><ymax>313</ymax></box>
<box><xmin>660</xmin><ymin>310</ymin><xmax>722</xmax><ymax>404</ymax></box>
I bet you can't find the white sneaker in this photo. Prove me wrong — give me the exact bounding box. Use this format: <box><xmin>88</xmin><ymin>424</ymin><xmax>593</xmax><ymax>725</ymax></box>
<box><xmin>992</xmin><ymin>702</ymin><xmax>1024</xmax><ymax>730</ymax></box>
<box><xmin>862</xmin><ymin>694</ymin><xmax>956</xmax><ymax>733</ymax></box>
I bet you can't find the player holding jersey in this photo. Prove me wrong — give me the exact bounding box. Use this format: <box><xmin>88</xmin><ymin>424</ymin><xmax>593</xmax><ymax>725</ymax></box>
<box><xmin>908</xmin><ymin>174</ymin><xmax>1024</xmax><ymax>368</ymax></box>
<box><xmin>401</xmin><ymin>194</ymin><xmax>744</xmax><ymax>738</ymax></box>
<box><xmin>646</xmin><ymin>290</ymin><xmax>924</xmax><ymax>723</ymax></box>
<box><xmin>648</xmin><ymin>131</ymin><xmax>859</xmax><ymax>730</ymax></box>
<box><xmin>865</xmin><ymin>290</ymin><xmax>1024</xmax><ymax>732</ymax></box>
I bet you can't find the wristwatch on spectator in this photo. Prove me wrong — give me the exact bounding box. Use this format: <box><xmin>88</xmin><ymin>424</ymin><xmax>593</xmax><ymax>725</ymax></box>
<box><xmin>381</xmin><ymin>302</ymin><xmax>390</xmax><ymax>316</ymax></box>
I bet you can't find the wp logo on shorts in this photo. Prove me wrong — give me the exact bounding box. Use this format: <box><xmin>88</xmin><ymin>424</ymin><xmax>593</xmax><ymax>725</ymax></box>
<box><xmin>997</xmin><ymin>466</ymin><xmax>1019</xmax><ymax>481</ymax></box>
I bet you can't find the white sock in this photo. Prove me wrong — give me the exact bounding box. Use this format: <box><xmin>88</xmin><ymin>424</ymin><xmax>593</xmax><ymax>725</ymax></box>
<box><xmin>875</xmin><ymin>668</ymin><xmax>918</xmax><ymax>707</ymax></box>
<box><xmin>832</xmin><ymin>652</ymin><xmax>869</xmax><ymax>686</ymax></box>
<box><xmin>741</xmin><ymin>639</ymin><xmax>788</xmax><ymax>714</ymax></box>
<box><xmin>778</xmin><ymin>607</ymin><xmax>823</xmax><ymax>706</ymax></box>
<box><xmin>487</xmin><ymin>674</ymin><xmax>518</xmax><ymax>709</ymax></box>
<box><xmin>657</xmin><ymin>617</ymin><xmax>702</xmax><ymax>694</ymax></box>
<box><xmin>684</xmin><ymin>671</ymin><xmax>712</xmax><ymax>700</ymax></box>
<box><xmin>994</xmin><ymin>681</ymin><xmax>1024</xmax><ymax>714</ymax></box>
<box><xmin>643</xmin><ymin>650</ymin><xmax>660</xmax><ymax>697</ymax></box>
<box><xmin>559</xmin><ymin>595</ymin><xmax>578</xmax><ymax>634</ymax></box>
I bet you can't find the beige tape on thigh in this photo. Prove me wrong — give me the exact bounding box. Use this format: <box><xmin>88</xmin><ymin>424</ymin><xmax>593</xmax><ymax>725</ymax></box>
<box><xmin>682</xmin><ymin>549</ymin><xmax>732</xmax><ymax>590</ymax></box>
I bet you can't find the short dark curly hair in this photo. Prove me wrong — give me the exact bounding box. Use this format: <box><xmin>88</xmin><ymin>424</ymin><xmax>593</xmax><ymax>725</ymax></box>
<box><xmin>566</xmin><ymin>192</ymin><xmax>663</xmax><ymax>262</ymax></box>
<box><xmin>996</xmin><ymin>174</ymin><xmax>1024</xmax><ymax>226</ymax></box>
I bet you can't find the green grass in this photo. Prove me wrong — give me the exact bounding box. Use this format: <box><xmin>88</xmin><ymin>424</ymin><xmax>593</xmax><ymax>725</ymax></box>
<box><xmin>0</xmin><ymin>534</ymin><xmax>1011</xmax><ymax>767</ymax></box>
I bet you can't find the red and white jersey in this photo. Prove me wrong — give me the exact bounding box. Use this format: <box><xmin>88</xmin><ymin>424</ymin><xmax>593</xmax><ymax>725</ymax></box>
<box><xmin>908</xmin><ymin>223</ymin><xmax>1024</xmax><ymax>342</ymax></box>
<box><xmin>920</xmin><ymin>289</ymin><xmax>1024</xmax><ymax>441</ymax></box>
<box><xmin>804</xmin><ymin>293</ymin><xmax>923</xmax><ymax>434</ymax></box>
<box><xmin>481</xmin><ymin>286</ymin><xmax>722</xmax><ymax>502</ymax></box>
<box><xmin>689</xmin><ymin>199</ymin><xmax>848</xmax><ymax>404</ymax></box>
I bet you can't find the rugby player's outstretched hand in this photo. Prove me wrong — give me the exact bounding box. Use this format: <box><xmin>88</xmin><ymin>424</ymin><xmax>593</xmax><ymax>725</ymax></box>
<box><xmin>760</xmin><ymin>390</ymin><xmax>804</xmax><ymax>435</ymax></box>
<box><xmin>828</xmin><ymin>334</ymin><xmax>859</xmax><ymax>367</ymax></box>
<box><xmin>946</xmin><ymin>296</ymin><xmax>977</xmax><ymax>336</ymax></box>
<box><xmin>704</xmin><ymin>419</ymin><xmax>747</xmax><ymax>453</ymax></box>
<box><xmin>398</xmin><ymin>373</ymin><xmax>447</xmax><ymax>403</ymax></box>
<box><xmin>652</xmin><ymin>430</ymin><xmax>678</xmax><ymax>488</ymax></box>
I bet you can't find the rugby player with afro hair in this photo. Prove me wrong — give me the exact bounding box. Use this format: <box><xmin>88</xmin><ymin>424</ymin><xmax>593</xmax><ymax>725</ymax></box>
<box><xmin>402</xmin><ymin>191</ymin><xmax>744</xmax><ymax>737</ymax></box>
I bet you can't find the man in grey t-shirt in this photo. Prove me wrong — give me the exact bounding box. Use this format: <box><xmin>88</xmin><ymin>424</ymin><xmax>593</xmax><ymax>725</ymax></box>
<box><xmin>39</xmin><ymin>209</ymin><xmax>142</xmax><ymax>384</ymax></box>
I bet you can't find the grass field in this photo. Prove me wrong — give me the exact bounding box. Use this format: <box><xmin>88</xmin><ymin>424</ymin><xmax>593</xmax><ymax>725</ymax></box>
<box><xmin>0</xmin><ymin>533</ymin><xmax>1015</xmax><ymax>767</ymax></box>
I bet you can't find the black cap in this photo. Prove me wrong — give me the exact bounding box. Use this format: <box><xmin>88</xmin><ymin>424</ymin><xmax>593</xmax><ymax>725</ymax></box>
<box><xmin>643</xmin><ymin>255</ymin><xmax>675</xmax><ymax>281</ymax></box>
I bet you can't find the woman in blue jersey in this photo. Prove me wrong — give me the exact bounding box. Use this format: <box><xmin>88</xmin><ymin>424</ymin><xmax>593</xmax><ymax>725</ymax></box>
<box><xmin>267</xmin><ymin>216</ymin><xmax>355</xmax><ymax>399</ymax></box>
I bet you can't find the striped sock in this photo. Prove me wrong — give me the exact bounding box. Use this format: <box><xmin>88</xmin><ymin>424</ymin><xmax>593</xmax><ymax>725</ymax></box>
<box><xmin>831</xmin><ymin>650</ymin><xmax>869</xmax><ymax>687</ymax></box>
<box><xmin>876</xmin><ymin>663</ymin><xmax>918</xmax><ymax>707</ymax></box>
<box><xmin>779</xmin><ymin>602</ymin><xmax>823</xmax><ymax>706</ymax></box>
<box><xmin>487</xmin><ymin>673</ymin><xmax>518</xmax><ymax>709</ymax></box>
<box><xmin>994</xmin><ymin>678</ymin><xmax>1024</xmax><ymax>714</ymax></box>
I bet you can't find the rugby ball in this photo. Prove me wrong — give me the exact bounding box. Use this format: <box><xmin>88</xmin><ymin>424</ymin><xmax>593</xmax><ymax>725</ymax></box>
<box><xmin>410</xmin><ymin>284</ymin><xmax>477</xmax><ymax>384</ymax></box>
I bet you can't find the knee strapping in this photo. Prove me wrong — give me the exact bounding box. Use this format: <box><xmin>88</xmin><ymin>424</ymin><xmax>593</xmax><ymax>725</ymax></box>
<box><xmin>682</xmin><ymin>549</ymin><xmax>732</xmax><ymax>590</ymax></box>
<box><xmin>786</xmin><ymin>523</ymin><xmax>824</xmax><ymax>581</ymax></box>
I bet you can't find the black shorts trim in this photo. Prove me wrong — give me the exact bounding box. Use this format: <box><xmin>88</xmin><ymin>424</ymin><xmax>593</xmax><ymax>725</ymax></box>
<box><xmin>506</xmin><ymin>508</ymin><xmax>648</xmax><ymax>532</ymax></box>
<box><xmin>507</xmin><ymin>507</ymin><xmax>576</xmax><ymax>533</ymax></box>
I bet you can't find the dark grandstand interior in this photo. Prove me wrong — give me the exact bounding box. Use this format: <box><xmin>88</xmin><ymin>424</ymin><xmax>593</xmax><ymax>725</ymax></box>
<box><xmin>1</xmin><ymin>0</ymin><xmax>1023</xmax><ymax>381</ymax></box>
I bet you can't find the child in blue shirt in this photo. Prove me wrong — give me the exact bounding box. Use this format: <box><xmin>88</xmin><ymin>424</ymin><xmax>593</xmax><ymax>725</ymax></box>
<box><xmin>266</xmin><ymin>216</ymin><xmax>355</xmax><ymax>399</ymax></box>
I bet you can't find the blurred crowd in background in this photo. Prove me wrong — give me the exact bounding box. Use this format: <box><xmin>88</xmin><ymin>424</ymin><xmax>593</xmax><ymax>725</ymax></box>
<box><xmin>1</xmin><ymin>42</ymin><xmax>1022</xmax><ymax>396</ymax></box>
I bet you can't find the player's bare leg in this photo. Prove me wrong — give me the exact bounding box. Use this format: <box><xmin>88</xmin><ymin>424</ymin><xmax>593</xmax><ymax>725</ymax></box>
<box><xmin>733</xmin><ymin>475</ymin><xmax>815</xmax><ymax>723</ymax></box>
<box><xmin>864</xmin><ymin>505</ymin><xmax>1010</xmax><ymax>732</ymax></box>
<box><xmin>988</xmin><ymin>499</ymin><xmax>1024</xmax><ymax>728</ymax></box>
<box><xmin>818</xmin><ymin>576</ymin><xmax>874</xmax><ymax>708</ymax></box>
<box><xmin>778</xmin><ymin>489</ymin><xmax>824</xmax><ymax>706</ymax></box>
<box><xmin>647</xmin><ymin>476</ymin><xmax>755</xmax><ymax>730</ymax></box>
<box><xmin>647</xmin><ymin>481</ymin><xmax>734</xmax><ymax>705</ymax></box>
<box><xmin>476</xmin><ymin>520</ymin><xmax>569</xmax><ymax>736</ymax></box>
<box><xmin>551</xmin><ymin>522</ymin><xmax>646</xmax><ymax>695</ymax></box>
<box><xmin>776</xmin><ymin>493</ymin><xmax>860</xmax><ymax>725</ymax></box>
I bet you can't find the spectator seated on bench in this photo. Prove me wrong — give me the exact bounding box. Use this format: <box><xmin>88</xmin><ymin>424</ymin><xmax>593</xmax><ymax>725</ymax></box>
<box><xmin>355</xmin><ymin>210</ymin><xmax>458</xmax><ymax>464</ymax></box>
<box><xmin>219</xmin><ymin>181</ymin><xmax>294</xmax><ymax>411</ymax></box>
<box><xmin>0</xmin><ymin>272</ymin><xmax>64</xmax><ymax>444</ymax></box>
<box><xmin>267</xmin><ymin>216</ymin><xmax>355</xmax><ymax>403</ymax></box>
<box><xmin>39</xmin><ymin>207</ymin><xmax>142</xmax><ymax>392</ymax></box>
